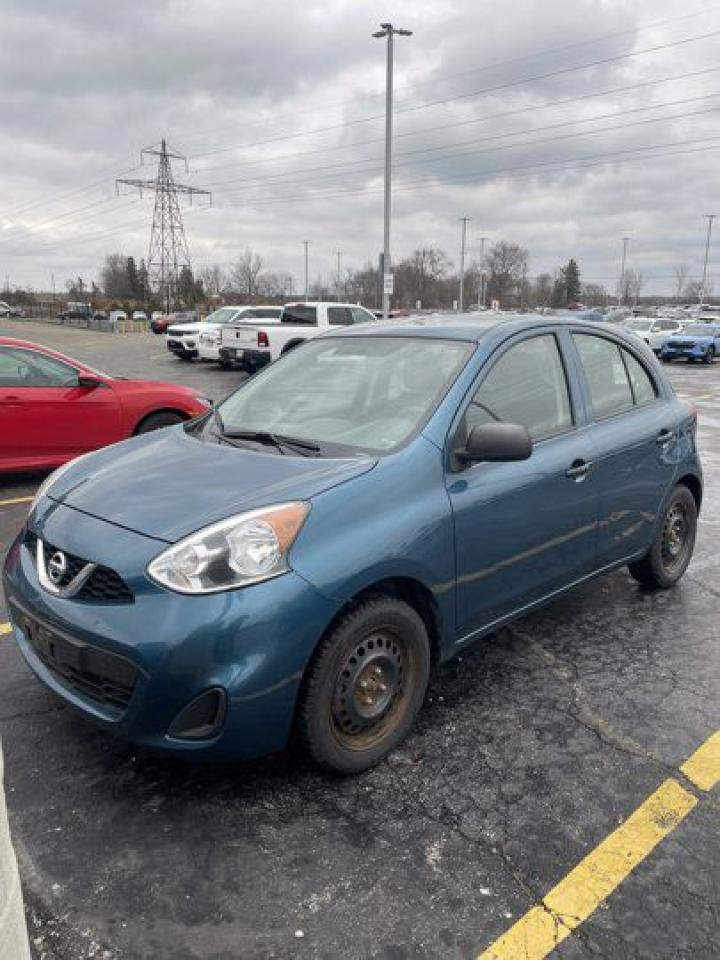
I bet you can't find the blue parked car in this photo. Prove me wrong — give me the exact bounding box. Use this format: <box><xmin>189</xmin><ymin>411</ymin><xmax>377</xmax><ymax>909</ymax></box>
<box><xmin>660</xmin><ymin>323</ymin><xmax>720</xmax><ymax>363</ymax></box>
<box><xmin>2</xmin><ymin>316</ymin><xmax>702</xmax><ymax>773</ymax></box>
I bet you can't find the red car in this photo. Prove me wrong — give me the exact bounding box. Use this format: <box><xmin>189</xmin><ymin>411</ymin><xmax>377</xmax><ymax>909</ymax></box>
<box><xmin>0</xmin><ymin>337</ymin><xmax>212</xmax><ymax>473</ymax></box>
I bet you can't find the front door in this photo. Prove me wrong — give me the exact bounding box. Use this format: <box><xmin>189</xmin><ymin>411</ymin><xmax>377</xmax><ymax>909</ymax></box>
<box><xmin>447</xmin><ymin>332</ymin><xmax>598</xmax><ymax>641</ymax></box>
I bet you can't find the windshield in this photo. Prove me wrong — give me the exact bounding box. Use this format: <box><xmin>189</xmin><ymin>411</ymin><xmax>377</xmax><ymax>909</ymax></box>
<box><xmin>682</xmin><ymin>324</ymin><xmax>719</xmax><ymax>335</ymax></box>
<box><xmin>626</xmin><ymin>319</ymin><xmax>653</xmax><ymax>332</ymax></box>
<box><xmin>213</xmin><ymin>336</ymin><xmax>473</xmax><ymax>455</ymax></box>
<box><xmin>203</xmin><ymin>307</ymin><xmax>243</xmax><ymax>325</ymax></box>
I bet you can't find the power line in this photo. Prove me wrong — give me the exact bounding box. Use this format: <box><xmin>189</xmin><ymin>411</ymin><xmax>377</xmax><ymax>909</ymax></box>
<box><xmin>218</xmin><ymin>139</ymin><xmax>720</xmax><ymax>208</ymax></box>
<box><xmin>211</xmin><ymin>104</ymin><xmax>720</xmax><ymax>196</ymax></box>
<box><xmin>180</xmin><ymin>4</ymin><xmax>720</xmax><ymax>149</ymax></box>
<box><xmin>187</xmin><ymin>28</ymin><xmax>720</xmax><ymax>160</ymax></box>
<box><xmin>189</xmin><ymin>66</ymin><xmax>720</xmax><ymax>178</ymax></box>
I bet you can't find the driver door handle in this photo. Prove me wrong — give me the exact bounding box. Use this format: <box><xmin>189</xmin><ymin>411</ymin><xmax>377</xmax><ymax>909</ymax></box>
<box><xmin>1</xmin><ymin>395</ymin><xmax>24</xmax><ymax>406</ymax></box>
<box><xmin>565</xmin><ymin>459</ymin><xmax>593</xmax><ymax>481</ymax></box>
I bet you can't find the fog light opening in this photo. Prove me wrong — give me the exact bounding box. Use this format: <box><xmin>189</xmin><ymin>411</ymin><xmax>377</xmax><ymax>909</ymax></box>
<box><xmin>167</xmin><ymin>687</ymin><xmax>227</xmax><ymax>741</ymax></box>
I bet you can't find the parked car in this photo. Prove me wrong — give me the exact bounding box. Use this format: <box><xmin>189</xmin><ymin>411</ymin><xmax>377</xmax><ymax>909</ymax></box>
<box><xmin>196</xmin><ymin>305</ymin><xmax>283</xmax><ymax>363</ymax></box>
<box><xmin>218</xmin><ymin>301</ymin><xmax>377</xmax><ymax>370</ymax></box>
<box><xmin>164</xmin><ymin>312</ymin><xmax>205</xmax><ymax>360</ymax></box>
<box><xmin>132</xmin><ymin>310</ymin><xmax>148</xmax><ymax>324</ymax></box>
<box><xmin>659</xmin><ymin>323</ymin><xmax>720</xmax><ymax>363</ymax></box>
<box><xmin>0</xmin><ymin>301</ymin><xmax>10</xmax><ymax>318</ymax></box>
<box><xmin>58</xmin><ymin>302</ymin><xmax>92</xmax><ymax>326</ymax></box>
<box><xmin>109</xmin><ymin>310</ymin><xmax>127</xmax><ymax>327</ymax></box>
<box><xmin>2</xmin><ymin>316</ymin><xmax>701</xmax><ymax>773</ymax></box>
<box><xmin>623</xmin><ymin>316</ymin><xmax>684</xmax><ymax>354</ymax></box>
<box><xmin>150</xmin><ymin>312</ymin><xmax>169</xmax><ymax>335</ymax></box>
<box><xmin>0</xmin><ymin>337</ymin><xmax>211</xmax><ymax>473</ymax></box>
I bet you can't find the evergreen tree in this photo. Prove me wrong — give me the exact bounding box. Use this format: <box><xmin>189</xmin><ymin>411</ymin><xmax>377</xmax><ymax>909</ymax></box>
<box><xmin>562</xmin><ymin>258</ymin><xmax>581</xmax><ymax>304</ymax></box>
<box><xmin>137</xmin><ymin>259</ymin><xmax>149</xmax><ymax>301</ymax></box>
<box><xmin>126</xmin><ymin>256</ymin><xmax>140</xmax><ymax>299</ymax></box>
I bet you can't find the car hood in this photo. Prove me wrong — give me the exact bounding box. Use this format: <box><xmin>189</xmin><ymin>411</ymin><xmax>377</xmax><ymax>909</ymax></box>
<box><xmin>166</xmin><ymin>323</ymin><xmax>200</xmax><ymax>334</ymax></box>
<box><xmin>666</xmin><ymin>335</ymin><xmax>713</xmax><ymax>345</ymax></box>
<box><xmin>44</xmin><ymin>427</ymin><xmax>377</xmax><ymax>543</ymax></box>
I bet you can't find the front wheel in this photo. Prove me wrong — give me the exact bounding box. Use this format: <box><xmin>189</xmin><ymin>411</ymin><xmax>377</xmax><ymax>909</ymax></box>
<box><xmin>135</xmin><ymin>411</ymin><xmax>185</xmax><ymax>434</ymax></box>
<box><xmin>628</xmin><ymin>485</ymin><xmax>697</xmax><ymax>589</ymax></box>
<box><xmin>703</xmin><ymin>347</ymin><xmax>714</xmax><ymax>365</ymax></box>
<box><xmin>296</xmin><ymin>597</ymin><xmax>431</xmax><ymax>774</ymax></box>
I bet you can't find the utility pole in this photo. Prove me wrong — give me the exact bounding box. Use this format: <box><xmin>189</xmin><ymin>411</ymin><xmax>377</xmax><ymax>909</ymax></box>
<box><xmin>478</xmin><ymin>237</ymin><xmax>488</xmax><ymax>308</ymax></box>
<box><xmin>117</xmin><ymin>139</ymin><xmax>211</xmax><ymax>314</ymax></box>
<box><xmin>373</xmin><ymin>21</ymin><xmax>412</xmax><ymax>321</ymax></box>
<box><xmin>458</xmin><ymin>217</ymin><xmax>470</xmax><ymax>312</ymax></box>
<box><xmin>51</xmin><ymin>272</ymin><xmax>55</xmax><ymax>308</ymax></box>
<box><xmin>303</xmin><ymin>240</ymin><xmax>310</xmax><ymax>299</ymax></box>
<box><xmin>699</xmin><ymin>214</ymin><xmax>716</xmax><ymax>306</ymax></box>
<box><xmin>336</xmin><ymin>250</ymin><xmax>342</xmax><ymax>301</ymax></box>
<box><xmin>618</xmin><ymin>237</ymin><xmax>630</xmax><ymax>305</ymax></box>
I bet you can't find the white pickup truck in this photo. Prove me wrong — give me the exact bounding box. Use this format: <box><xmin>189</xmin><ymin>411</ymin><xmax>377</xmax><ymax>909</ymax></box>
<box><xmin>218</xmin><ymin>301</ymin><xmax>377</xmax><ymax>370</ymax></box>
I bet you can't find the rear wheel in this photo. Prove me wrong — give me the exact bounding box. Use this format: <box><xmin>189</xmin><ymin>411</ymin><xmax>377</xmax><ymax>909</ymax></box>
<box><xmin>628</xmin><ymin>485</ymin><xmax>697</xmax><ymax>589</ymax></box>
<box><xmin>297</xmin><ymin>597</ymin><xmax>431</xmax><ymax>774</ymax></box>
<box><xmin>135</xmin><ymin>411</ymin><xmax>185</xmax><ymax>434</ymax></box>
<box><xmin>703</xmin><ymin>347</ymin><xmax>714</xmax><ymax>365</ymax></box>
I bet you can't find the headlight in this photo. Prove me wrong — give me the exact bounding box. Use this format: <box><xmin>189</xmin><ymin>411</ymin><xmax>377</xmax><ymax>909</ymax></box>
<box><xmin>30</xmin><ymin>454</ymin><xmax>89</xmax><ymax>513</ymax></box>
<box><xmin>147</xmin><ymin>502</ymin><xmax>310</xmax><ymax>594</ymax></box>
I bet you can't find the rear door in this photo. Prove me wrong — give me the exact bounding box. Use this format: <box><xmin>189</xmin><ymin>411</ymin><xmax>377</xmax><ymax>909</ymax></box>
<box><xmin>0</xmin><ymin>346</ymin><xmax>122</xmax><ymax>467</ymax></box>
<box><xmin>447</xmin><ymin>331</ymin><xmax>598</xmax><ymax>639</ymax></box>
<box><xmin>570</xmin><ymin>332</ymin><xmax>677</xmax><ymax>567</ymax></box>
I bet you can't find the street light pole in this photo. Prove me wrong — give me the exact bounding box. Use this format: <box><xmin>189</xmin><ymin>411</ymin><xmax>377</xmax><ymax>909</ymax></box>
<box><xmin>699</xmin><ymin>214</ymin><xmax>716</xmax><ymax>306</ymax></box>
<box><xmin>458</xmin><ymin>217</ymin><xmax>470</xmax><ymax>312</ymax></box>
<box><xmin>619</xmin><ymin>237</ymin><xmax>630</xmax><ymax>305</ymax></box>
<box><xmin>373</xmin><ymin>21</ymin><xmax>412</xmax><ymax>321</ymax></box>
<box><xmin>302</xmin><ymin>240</ymin><xmax>310</xmax><ymax>299</ymax></box>
<box><xmin>336</xmin><ymin>250</ymin><xmax>342</xmax><ymax>301</ymax></box>
<box><xmin>478</xmin><ymin>237</ymin><xmax>488</xmax><ymax>308</ymax></box>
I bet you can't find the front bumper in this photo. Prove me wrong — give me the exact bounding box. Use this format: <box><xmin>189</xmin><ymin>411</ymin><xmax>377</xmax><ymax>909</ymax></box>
<box><xmin>167</xmin><ymin>338</ymin><xmax>197</xmax><ymax>357</ymax></box>
<box><xmin>661</xmin><ymin>345</ymin><xmax>709</xmax><ymax>361</ymax></box>
<box><xmin>2</xmin><ymin>505</ymin><xmax>340</xmax><ymax>761</ymax></box>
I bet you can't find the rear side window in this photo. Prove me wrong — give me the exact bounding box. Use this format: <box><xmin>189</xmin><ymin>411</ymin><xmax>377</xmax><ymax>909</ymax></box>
<box><xmin>327</xmin><ymin>307</ymin><xmax>354</xmax><ymax>326</ymax></box>
<box><xmin>622</xmin><ymin>350</ymin><xmax>657</xmax><ymax>405</ymax></box>
<box><xmin>281</xmin><ymin>305</ymin><xmax>317</xmax><ymax>325</ymax></box>
<box><xmin>573</xmin><ymin>335</ymin><xmax>635</xmax><ymax>418</ymax></box>
<box><xmin>465</xmin><ymin>334</ymin><xmax>573</xmax><ymax>441</ymax></box>
<box><xmin>255</xmin><ymin>308</ymin><xmax>282</xmax><ymax>319</ymax></box>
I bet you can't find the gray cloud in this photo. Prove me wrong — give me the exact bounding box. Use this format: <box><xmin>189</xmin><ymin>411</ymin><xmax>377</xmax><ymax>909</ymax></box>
<box><xmin>0</xmin><ymin>0</ymin><xmax>718</xmax><ymax>296</ymax></box>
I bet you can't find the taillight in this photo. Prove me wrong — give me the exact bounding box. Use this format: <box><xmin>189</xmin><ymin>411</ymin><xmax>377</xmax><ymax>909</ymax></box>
<box><xmin>257</xmin><ymin>331</ymin><xmax>269</xmax><ymax>348</ymax></box>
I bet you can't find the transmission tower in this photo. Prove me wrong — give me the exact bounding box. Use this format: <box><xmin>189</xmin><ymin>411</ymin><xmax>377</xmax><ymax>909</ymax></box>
<box><xmin>117</xmin><ymin>140</ymin><xmax>211</xmax><ymax>313</ymax></box>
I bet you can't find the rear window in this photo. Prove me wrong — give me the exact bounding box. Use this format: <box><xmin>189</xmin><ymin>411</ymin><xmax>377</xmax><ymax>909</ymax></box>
<box><xmin>281</xmin><ymin>305</ymin><xmax>317</xmax><ymax>325</ymax></box>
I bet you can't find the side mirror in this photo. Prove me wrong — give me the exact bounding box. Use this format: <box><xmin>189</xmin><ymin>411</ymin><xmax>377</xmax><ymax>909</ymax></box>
<box><xmin>457</xmin><ymin>423</ymin><xmax>532</xmax><ymax>465</ymax></box>
<box><xmin>77</xmin><ymin>375</ymin><xmax>103</xmax><ymax>390</ymax></box>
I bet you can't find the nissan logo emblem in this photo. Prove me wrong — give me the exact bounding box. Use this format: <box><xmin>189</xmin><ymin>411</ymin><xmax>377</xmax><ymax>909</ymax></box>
<box><xmin>47</xmin><ymin>551</ymin><xmax>68</xmax><ymax>585</ymax></box>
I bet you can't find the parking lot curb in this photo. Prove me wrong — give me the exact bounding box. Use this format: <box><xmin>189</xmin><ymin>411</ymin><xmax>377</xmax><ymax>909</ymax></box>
<box><xmin>0</xmin><ymin>742</ymin><xmax>31</xmax><ymax>960</ymax></box>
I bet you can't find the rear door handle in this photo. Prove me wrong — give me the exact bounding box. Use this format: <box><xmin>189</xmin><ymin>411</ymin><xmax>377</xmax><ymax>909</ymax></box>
<box><xmin>565</xmin><ymin>459</ymin><xmax>593</xmax><ymax>480</ymax></box>
<box><xmin>656</xmin><ymin>429</ymin><xmax>674</xmax><ymax>445</ymax></box>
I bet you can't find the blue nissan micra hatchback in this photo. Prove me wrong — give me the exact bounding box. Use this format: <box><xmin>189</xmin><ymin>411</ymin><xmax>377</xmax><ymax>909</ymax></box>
<box><xmin>2</xmin><ymin>316</ymin><xmax>702</xmax><ymax>773</ymax></box>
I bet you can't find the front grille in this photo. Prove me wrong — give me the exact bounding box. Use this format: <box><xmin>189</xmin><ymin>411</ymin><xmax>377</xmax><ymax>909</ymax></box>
<box><xmin>25</xmin><ymin>530</ymin><xmax>134</xmax><ymax>604</ymax></box>
<box><xmin>670</xmin><ymin>341</ymin><xmax>694</xmax><ymax>348</ymax></box>
<box><xmin>17</xmin><ymin>610</ymin><xmax>139</xmax><ymax>716</ymax></box>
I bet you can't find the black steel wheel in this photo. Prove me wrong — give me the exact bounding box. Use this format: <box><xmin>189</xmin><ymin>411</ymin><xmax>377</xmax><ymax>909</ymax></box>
<box><xmin>628</xmin><ymin>484</ymin><xmax>697</xmax><ymax>589</ymax></box>
<box><xmin>297</xmin><ymin>596</ymin><xmax>431</xmax><ymax>774</ymax></box>
<box><xmin>135</xmin><ymin>411</ymin><xmax>185</xmax><ymax>434</ymax></box>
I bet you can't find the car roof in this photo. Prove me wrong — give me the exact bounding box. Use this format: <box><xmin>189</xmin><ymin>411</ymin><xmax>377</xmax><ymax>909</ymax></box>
<box><xmin>327</xmin><ymin>312</ymin><xmax>632</xmax><ymax>343</ymax></box>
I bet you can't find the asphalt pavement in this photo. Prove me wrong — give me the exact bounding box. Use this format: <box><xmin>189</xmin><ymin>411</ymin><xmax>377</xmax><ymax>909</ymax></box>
<box><xmin>1</xmin><ymin>320</ymin><xmax>719</xmax><ymax>960</ymax></box>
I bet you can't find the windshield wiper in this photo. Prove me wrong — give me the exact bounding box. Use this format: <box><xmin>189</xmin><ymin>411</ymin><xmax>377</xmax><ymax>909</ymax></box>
<box><xmin>221</xmin><ymin>430</ymin><xmax>321</xmax><ymax>456</ymax></box>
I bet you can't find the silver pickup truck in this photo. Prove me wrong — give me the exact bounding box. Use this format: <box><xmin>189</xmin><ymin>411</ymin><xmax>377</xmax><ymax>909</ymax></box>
<box><xmin>218</xmin><ymin>301</ymin><xmax>378</xmax><ymax>371</ymax></box>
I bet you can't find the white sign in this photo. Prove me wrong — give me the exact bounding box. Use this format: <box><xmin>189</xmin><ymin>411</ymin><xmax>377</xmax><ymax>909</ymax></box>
<box><xmin>415</xmin><ymin>299</ymin><xmax>422</xmax><ymax>310</ymax></box>
<box><xmin>491</xmin><ymin>299</ymin><xmax>500</xmax><ymax>312</ymax></box>
<box><xmin>383</xmin><ymin>273</ymin><xmax>394</xmax><ymax>295</ymax></box>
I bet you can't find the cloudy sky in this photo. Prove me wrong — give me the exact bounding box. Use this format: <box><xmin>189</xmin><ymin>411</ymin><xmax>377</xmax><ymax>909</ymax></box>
<box><xmin>1</xmin><ymin>0</ymin><xmax>718</xmax><ymax>297</ymax></box>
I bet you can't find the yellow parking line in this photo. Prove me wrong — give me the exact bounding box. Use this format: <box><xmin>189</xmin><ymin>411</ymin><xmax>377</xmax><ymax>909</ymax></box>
<box><xmin>477</xmin><ymin>725</ymin><xmax>720</xmax><ymax>960</ymax></box>
<box><xmin>0</xmin><ymin>622</ymin><xmax>11</xmax><ymax>636</ymax></box>
<box><xmin>681</xmin><ymin>730</ymin><xmax>720</xmax><ymax>791</ymax></box>
<box><xmin>0</xmin><ymin>496</ymin><xmax>33</xmax><ymax>507</ymax></box>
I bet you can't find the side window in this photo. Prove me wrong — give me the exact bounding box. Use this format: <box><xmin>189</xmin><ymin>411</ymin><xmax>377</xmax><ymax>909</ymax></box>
<box><xmin>256</xmin><ymin>308</ymin><xmax>281</xmax><ymax>319</ymax></box>
<box><xmin>622</xmin><ymin>348</ymin><xmax>657</xmax><ymax>406</ymax></box>
<box><xmin>351</xmin><ymin>306</ymin><xmax>375</xmax><ymax>324</ymax></box>
<box><xmin>0</xmin><ymin>348</ymin><xmax>78</xmax><ymax>387</ymax></box>
<box><xmin>327</xmin><ymin>307</ymin><xmax>354</xmax><ymax>326</ymax></box>
<box><xmin>465</xmin><ymin>334</ymin><xmax>573</xmax><ymax>441</ymax></box>
<box><xmin>573</xmin><ymin>334</ymin><xmax>633</xmax><ymax>419</ymax></box>
<box><xmin>660</xmin><ymin>319</ymin><xmax>678</xmax><ymax>331</ymax></box>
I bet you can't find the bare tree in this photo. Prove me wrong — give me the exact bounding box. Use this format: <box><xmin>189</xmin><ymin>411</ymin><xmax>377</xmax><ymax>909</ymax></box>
<box><xmin>256</xmin><ymin>271</ymin><xmax>293</xmax><ymax>299</ymax></box>
<box><xmin>485</xmin><ymin>241</ymin><xmax>528</xmax><ymax>306</ymax></box>
<box><xmin>683</xmin><ymin>278</ymin><xmax>713</xmax><ymax>302</ymax></box>
<box><xmin>674</xmin><ymin>264</ymin><xmax>689</xmax><ymax>303</ymax></box>
<box><xmin>231</xmin><ymin>249</ymin><xmax>264</xmax><ymax>298</ymax></box>
<box><xmin>624</xmin><ymin>269</ymin><xmax>644</xmax><ymax>306</ymax></box>
<box><xmin>199</xmin><ymin>265</ymin><xmax>227</xmax><ymax>298</ymax></box>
